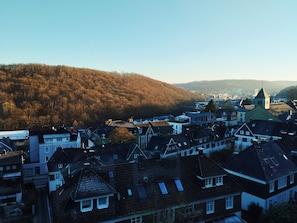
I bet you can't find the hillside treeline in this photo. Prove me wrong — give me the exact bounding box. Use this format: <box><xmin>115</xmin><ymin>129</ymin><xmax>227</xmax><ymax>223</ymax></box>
<box><xmin>275</xmin><ymin>86</ymin><xmax>297</xmax><ymax>101</ymax></box>
<box><xmin>0</xmin><ymin>64</ymin><xmax>197</xmax><ymax>129</ymax></box>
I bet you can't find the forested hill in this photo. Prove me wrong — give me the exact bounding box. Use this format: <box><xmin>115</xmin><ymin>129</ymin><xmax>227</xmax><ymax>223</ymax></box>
<box><xmin>0</xmin><ymin>64</ymin><xmax>196</xmax><ymax>130</ymax></box>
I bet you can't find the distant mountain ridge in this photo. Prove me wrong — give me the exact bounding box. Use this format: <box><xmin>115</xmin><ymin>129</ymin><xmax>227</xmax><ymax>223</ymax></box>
<box><xmin>175</xmin><ymin>80</ymin><xmax>297</xmax><ymax>96</ymax></box>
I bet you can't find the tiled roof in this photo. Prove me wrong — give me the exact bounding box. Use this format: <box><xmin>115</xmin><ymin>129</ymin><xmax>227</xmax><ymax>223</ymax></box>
<box><xmin>195</xmin><ymin>155</ymin><xmax>227</xmax><ymax>178</ymax></box>
<box><xmin>248</xmin><ymin>119</ymin><xmax>297</xmax><ymax>137</ymax></box>
<box><xmin>73</xmin><ymin>168</ymin><xmax>116</xmax><ymax>200</ymax></box>
<box><xmin>47</xmin><ymin>148</ymin><xmax>84</xmax><ymax>172</ymax></box>
<box><xmin>53</xmin><ymin>155</ymin><xmax>242</xmax><ymax>222</ymax></box>
<box><xmin>222</xmin><ymin>141</ymin><xmax>297</xmax><ymax>182</ymax></box>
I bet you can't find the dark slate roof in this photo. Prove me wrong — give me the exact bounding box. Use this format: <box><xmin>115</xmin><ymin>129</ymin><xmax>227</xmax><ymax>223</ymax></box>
<box><xmin>248</xmin><ymin>119</ymin><xmax>297</xmax><ymax>137</ymax></box>
<box><xmin>47</xmin><ymin>143</ymin><xmax>144</xmax><ymax>174</ymax></box>
<box><xmin>146</xmin><ymin>135</ymin><xmax>172</xmax><ymax>153</ymax></box>
<box><xmin>30</xmin><ymin>126</ymin><xmax>79</xmax><ymax>143</ymax></box>
<box><xmin>47</xmin><ymin>148</ymin><xmax>85</xmax><ymax>172</ymax></box>
<box><xmin>0</xmin><ymin>150</ymin><xmax>23</xmax><ymax>165</ymax></box>
<box><xmin>276</xmin><ymin>137</ymin><xmax>297</xmax><ymax>166</ymax></box>
<box><xmin>52</xmin><ymin>155</ymin><xmax>242</xmax><ymax>223</ymax></box>
<box><xmin>184</xmin><ymin>125</ymin><xmax>209</xmax><ymax>141</ymax></box>
<box><xmin>72</xmin><ymin>168</ymin><xmax>116</xmax><ymax>200</ymax></box>
<box><xmin>196</xmin><ymin>155</ymin><xmax>227</xmax><ymax>178</ymax></box>
<box><xmin>150</xmin><ymin>121</ymin><xmax>173</xmax><ymax>135</ymax></box>
<box><xmin>222</xmin><ymin>141</ymin><xmax>297</xmax><ymax>182</ymax></box>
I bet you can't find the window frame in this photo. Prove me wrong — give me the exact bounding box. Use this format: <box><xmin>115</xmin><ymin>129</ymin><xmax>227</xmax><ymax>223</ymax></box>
<box><xmin>206</xmin><ymin>200</ymin><xmax>215</xmax><ymax>214</ymax></box>
<box><xmin>80</xmin><ymin>199</ymin><xmax>93</xmax><ymax>212</ymax></box>
<box><xmin>97</xmin><ymin>196</ymin><xmax>108</xmax><ymax>209</ymax></box>
<box><xmin>225</xmin><ymin>196</ymin><xmax>233</xmax><ymax>210</ymax></box>
<box><xmin>205</xmin><ymin>178</ymin><xmax>213</xmax><ymax>188</ymax></box>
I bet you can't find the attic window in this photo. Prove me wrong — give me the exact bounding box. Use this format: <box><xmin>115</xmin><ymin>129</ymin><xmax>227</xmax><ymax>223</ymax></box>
<box><xmin>216</xmin><ymin>176</ymin><xmax>223</xmax><ymax>186</ymax></box>
<box><xmin>158</xmin><ymin>182</ymin><xmax>168</xmax><ymax>195</ymax></box>
<box><xmin>58</xmin><ymin>164</ymin><xmax>63</xmax><ymax>169</ymax></box>
<box><xmin>80</xmin><ymin>199</ymin><xmax>93</xmax><ymax>212</ymax></box>
<box><xmin>174</xmin><ymin>179</ymin><xmax>184</xmax><ymax>192</ymax></box>
<box><xmin>97</xmin><ymin>197</ymin><xmax>108</xmax><ymax>209</ymax></box>
<box><xmin>205</xmin><ymin>178</ymin><xmax>213</xmax><ymax>188</ymax></box>
<box><xmin>177</xmin><ymin>143</ymin><xmax>182</xmax><ymax>147</ymax></box>
<box><xmin>183</xmin><ymin>142</ymin><xmax>187</xmax><ymax>146</ymax></box>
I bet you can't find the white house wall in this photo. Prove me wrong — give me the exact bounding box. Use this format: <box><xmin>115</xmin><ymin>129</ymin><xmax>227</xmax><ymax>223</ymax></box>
<box><xmin>242</xmin><ymin>192</ymin><xmax>265</xmax><ymax>211</ymax></box>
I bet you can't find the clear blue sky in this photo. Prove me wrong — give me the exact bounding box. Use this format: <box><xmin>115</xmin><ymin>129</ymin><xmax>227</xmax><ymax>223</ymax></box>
<box><xmin>1</xmin><ymin>0</ymin><xmax>296</xmax><ymax>84</ymax></box>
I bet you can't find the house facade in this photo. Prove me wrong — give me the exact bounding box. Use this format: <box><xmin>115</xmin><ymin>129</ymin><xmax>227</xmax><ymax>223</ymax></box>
<box><xmin>234</xmin><ymin>120</ymin><xmax>297</xmax><ymax>152</ymax></box>
<box><xmin>23</xmin><ymin>126</ymin><xmax>81</xmax><ymax>180</ymax></box>
<box><xmin>222</xmin><ymin>141</ymin><xmax>297</xmax><ymax>211</ymax></box>
<box><xmin>185</xmin><ymin>112</ymin><xmax>216</xmax><ymax>127</ymax></box>
<box><xmin>0</xmin><ymin>151</ymin><xmax>23</xmax><ymax>206</ymax></box>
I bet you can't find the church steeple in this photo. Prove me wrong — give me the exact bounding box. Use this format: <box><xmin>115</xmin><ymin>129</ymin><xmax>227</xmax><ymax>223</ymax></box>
<box><xmin>254</xmin><ymin>88</ymin><xmax>270</xmax><ymax>109</ymax></box>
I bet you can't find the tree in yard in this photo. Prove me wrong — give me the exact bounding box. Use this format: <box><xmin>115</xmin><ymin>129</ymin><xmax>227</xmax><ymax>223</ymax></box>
<box><xmin>244</xmin><ymin>202</ymin><xmax>263</xmax><ymax>223</ymax></box>
<box><xmin>109</xmin><ymin>127</ymin><xmax>136</xmax><ymax>144</ymax></box>
<box><xmin>204</xmin><ymin>99</ymin><xmax>217</xmax><ymax>112</ymax></box>
<box><xmin>261</xmin><ymin>202</ymin><xmax>297</xmax><ymax>223</ymax></box>
<box><xmin>242</xmin><ymin>97</ymin><xmax>252</xmax><ymax>105</ymax></box>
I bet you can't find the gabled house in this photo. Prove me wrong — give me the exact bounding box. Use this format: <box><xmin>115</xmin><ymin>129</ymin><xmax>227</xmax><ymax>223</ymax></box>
<box><xmin>0</xmin><ymin>151</ymin><xmax>23</xmax><ymax>206</ymax></box>
<box><xmin>71</xmin><ymin>168</ymin><xmax>116</xmax><ymax>214</ymax></box>
<box><xmin>222</xmin><ymin>141</ymin><xmax>297</xmax><ymax>211</ymax></box>
<box><xmin>50</xmin><ymin>154</ymin><xmax>244</xmax><ymax>223</ymax></box>
<box><xmin>47</xmin><ymin>143</ymin><xmax>149</xmax><ymax>193</ymax></box>
<box><xmin>134</xmin><ymin>123</ymin><xmax>155</xmax><ymax>149</ymax></box>
<box><xmin>234</xmin><ymin>120</ymin><xmax>297</xmax><ymax>152</ymax></box>
<box><xmin>146</xmin><ymin>134</ymin><xmax>197</xmax><ymax>159</ymax></box>
<box><xmin>185</xmin><ymin>112</ymin><xmax>216</xmax><ymax>127</ymax></box>
<box><xmin>47</xmin><ymin>147</ymin><xmax>85</xmax><ymax>193</ymax></box>
<box><xmin>168</xmin><ymin>114</ymin><xmax>191</xmax><ymax>135</ymax></box>
<box><xmin>216</xmin><ymin>109</ymin><xmax>238</xmax><ymax>127</ymax></box>
<box><xmin>184</xmin><ymin>124</ymin><xmax>232</xmax><ymax>157</ymax></box>
<box><xmin>26</xmin><ymin>126</ymin><xmax>81</xmax><ymax>174</ymax></box>
<box><xmin>135</xmin><ymin>121</ymin><xmax>173</xmax><ymax>150</ymax></box>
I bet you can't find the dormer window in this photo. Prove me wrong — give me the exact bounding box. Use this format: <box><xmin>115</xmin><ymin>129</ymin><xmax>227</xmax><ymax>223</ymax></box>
<box><xmin>216</xmin><ymin>176</ymin><xmax>223</xmax><ymax>186</ymax></box>
<box><xmin>205</xmin><ymin>178</ymin><xmax>213</xmax><ymax>188</ymax></box>
<box><xmin>80</xmin><ymin>199</ymin><xmax>93</xmax><ymax>212</ymax></box>
<box><xmin>58</xmin><ymin>164</ymin><xmax>63</xmax><ymax>169</ymax></box>
<box><xmin>97</xmin><ymin>197</ymin><xmax>108</xmax><ymax>209</ymax></box>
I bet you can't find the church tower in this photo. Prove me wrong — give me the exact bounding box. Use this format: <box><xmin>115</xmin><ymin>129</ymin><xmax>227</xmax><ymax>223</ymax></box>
<box><xmin>254</xmin><ymin>88</ymin><xmax>270</xmax><ymax>109</ymax></box>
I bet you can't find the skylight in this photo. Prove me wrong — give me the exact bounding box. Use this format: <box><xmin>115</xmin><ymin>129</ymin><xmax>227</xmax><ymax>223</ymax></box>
<box><xmin>136</xmin><ymin>184</ymin><xmax>147</xmax><ymax>199</ymax></box>
<box><xmin>127</xmin><ymin>188</ymin><xmax>132</xmax><ymax>196</ymax></box>
<box><xmin>174</xmin><ymin>179</ymin><xmax>184</xmax><ymax>192</ymax></box>
<box><xmin>158</xmin><ymin>182</ymin><xmax>168</xmax><ymax>195</ymax></box>
<box><xmin>270</xmin><ymin>157</ymin><xmax>279</xmax><ymax>166</ymax></box>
